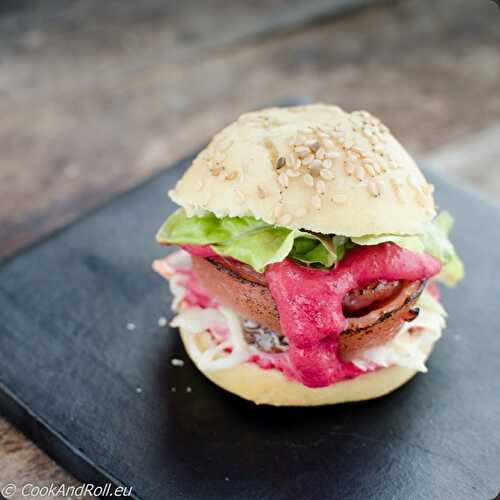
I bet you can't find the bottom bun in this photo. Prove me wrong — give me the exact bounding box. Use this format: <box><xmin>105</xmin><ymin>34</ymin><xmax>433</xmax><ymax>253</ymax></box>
<box><xmin>179</xmin><ymin>327</ymin><xmax>435</xmax><ymax>407</ymax></box>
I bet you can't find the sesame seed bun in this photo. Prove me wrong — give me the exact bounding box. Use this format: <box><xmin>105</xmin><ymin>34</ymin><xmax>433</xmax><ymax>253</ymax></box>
<box><xmin>170</xmin><ymin>104</ymin><xmax>435</xmax><ymax>237</ymax></box>
<box><xmin>179</xmin><ymin>325</ymin><xmax>436</xmax><ymax>406</ymax></box>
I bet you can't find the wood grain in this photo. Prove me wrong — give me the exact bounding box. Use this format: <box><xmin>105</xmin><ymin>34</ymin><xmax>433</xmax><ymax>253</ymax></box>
<box><xmin>1</xmin><ymin>0</ymin><xmax>499</xmax><ymax>492</ymax></box>
<box><xmin>0</xmin><ymin>421</ymin><xmax>93</xmax><ymax>499</ymax></box>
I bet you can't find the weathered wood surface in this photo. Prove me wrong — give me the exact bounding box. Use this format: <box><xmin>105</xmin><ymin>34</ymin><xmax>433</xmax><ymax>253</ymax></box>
<box><xmin>0</xmin><ymin>0</ymin><xmax>499</xmax><ymax>493</ymax></box>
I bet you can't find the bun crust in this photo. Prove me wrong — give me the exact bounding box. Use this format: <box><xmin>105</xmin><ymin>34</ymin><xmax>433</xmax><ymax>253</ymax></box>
<box><xmin>179</xmin><ymin>326</ymin><xmax>435</xmax><ymax>406</ymax></box>
<box><xmin>170</xmin><ymin>104</ymin><xmax>435</xmax><ymax>237</ymax></box>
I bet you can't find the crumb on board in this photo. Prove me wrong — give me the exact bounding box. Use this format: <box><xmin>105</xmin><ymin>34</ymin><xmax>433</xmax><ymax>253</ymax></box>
<box><xmin>171</xmin><ymin>358</ymin><xmax>185</xmax><ymax>367</ymax></box>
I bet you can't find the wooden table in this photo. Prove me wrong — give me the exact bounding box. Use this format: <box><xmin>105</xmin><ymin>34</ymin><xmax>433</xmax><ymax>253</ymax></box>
<box><xmin>1</xmin><ymin>0</ymin><xmax>500</xmax><ymax>495</ymax></box>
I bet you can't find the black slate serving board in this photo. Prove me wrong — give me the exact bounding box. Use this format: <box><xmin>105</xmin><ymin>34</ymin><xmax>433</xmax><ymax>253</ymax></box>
<box><xmin>0</xmin><ymin>153</ymin><xmax>499</xmax><ymax>499</ymax></box>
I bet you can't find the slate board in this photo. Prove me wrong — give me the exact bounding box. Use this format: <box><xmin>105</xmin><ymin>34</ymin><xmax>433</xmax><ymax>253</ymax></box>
<box><xmin>0</xmin><ymin>153</ymin><xmax>499</xmax><ymax>499</ymax></box>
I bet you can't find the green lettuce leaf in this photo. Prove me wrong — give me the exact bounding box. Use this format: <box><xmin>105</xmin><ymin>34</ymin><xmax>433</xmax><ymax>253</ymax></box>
<box><xmin>351</xmin><ymin>211</ymin><xmax>464</xmax><ymax>286</ymax></box>
<box><xmin>156</xmin><ymin>209</ymin><xmax>341</xmax><ymax>272</ymax></box>
<box><xmin>157</xmin><ymin>209</ymin><xmax>464</xmax><ymax>285</ymax></box>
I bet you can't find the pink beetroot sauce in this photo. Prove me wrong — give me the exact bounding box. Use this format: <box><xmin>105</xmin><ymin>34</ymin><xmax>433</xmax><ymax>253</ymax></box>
<box><xmin>264</xmin><ymin>243</ymin><xmax>441</xmax><ymax>387</ymax></box>
<box><xmin>181</xmin><ymin>244</ymin><xmax>218</xmax><ymax>258</ymax></box>
<box><xmin>179</xmin><ymin>243</ymin><xmax>441</xmax><ymax>388</ymax></box>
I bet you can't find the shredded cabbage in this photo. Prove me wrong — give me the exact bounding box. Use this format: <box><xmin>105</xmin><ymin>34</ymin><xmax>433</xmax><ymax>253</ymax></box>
<box><xmin>350</xmin><ymin>291</ymin><xmax>446</xmax><ymax>372</ymax></box>
<box><xmin>167</xmin><ymin>251</ymin><xmax>446</xmax><ymax>374</ymax></box>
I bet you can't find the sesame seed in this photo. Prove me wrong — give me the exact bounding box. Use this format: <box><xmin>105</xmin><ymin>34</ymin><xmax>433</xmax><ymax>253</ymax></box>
<box><xmin>278</xmin><ymin>213</ymin><xmax>292</xmax><ymax>225</ymax></box>
<box><xmin>310</xmin><ymin>159</ymin><xmax>322</xmax><ymax>170</ymax></box>
<box><xmin>257</xmin><ymin>186</ymin><xmax>266</xmax><ymax>199</ymax></box>
<box><xmin>354</xmin><ymin>166</ymin><xmax>365</xmax><ymax>181</ymax></box>
<box><xmin>186</xmin><ymin>387</ymin><xmax>192</xmax><ymax>393</ymax></box>
<box><xmin>293</xmin><ymin>159</ymin><xmax>302</xmax><ymax>170</ymax></box>
<box><xmin>376</xmin><ymin>180</ymin><xmax>386</xmax><ymax>194</ymax></box>
<box><xmin>391</xmin><ymin>179</ymin><xmax>405</xmax><ymax>203</ymax></box>
<box><xmin>302</xmin><ymin>155</ymin><xmax>314</xmax><ymax>166</ymax></box>
<box><xmin>295</xmin><ymin>207</ymin><xmax>307</xmax><ymax>217</ymax></box>
<box><xmin>322</xmin><ymin>159</ymin><xmax>333</xmax><ymax>170</ymax></box>
<box><xmin>323</xmin><ymin>139</ymin><xmax>335</xmax><ymax>149</ymax></box>
<box><xmin>311</xmin><ymin>195</ymin><xmax>322</xmax><ymax>210</ymax></box>
<box><xmin>278</xmin><ymin>172</ymin><xmax>289</xmax><ymax>187</ymax></box>
<box><xmin>415</xmin><ymin>191</ymin><xmax>427</xmax><ymax>207</ymax></box>
<box><xmin>303</xmin><ymin>173</ymin><xmax>314</xmax><ymax>187</ymax></box>
<box><xmin>136</xmin><ymin>387</ymin><xmax>143</xmax><ymax>394</ymax></box>
<box><xmin>373</xmin><ymin>164</ymin><xmax>382</xmax><ymax>174</ymax></box>
<box><xmin>195</xmin><ymin>180</ymin><xmax>203</xmax><ymax>191</ymax></box>
<box><xmin>286</xmin><ymin>169</ymin><xmax>300</xmax><ymax>178</ymax></box>
<box><xmin>344</xmin><ymin>162</ymin><xmax>354</xmax><ymax>175</ymax></box>
<box><xmin>325</xmin><ymin>151</ymin><xmax>340</xmax><ymax>159</ymax></box>
<box><xmin>320</xmin><ymin>169</ymin><xmax>334</xmax><ymax>180</ymax></box>
<box><xmin>391</xmin><ymin>185</ymin><xmax>404</xmax><ymax>201</ymax></box>
<box><xmin>367</xmin><ymin>182</ymin><xmax>380</xmax><ymax>197</ymax></box>
<box><xmin>295</xmin><ymin>146</ymin><xmax>309</xmax><ymax>156</ymax></box>
<box><xmin>332</xmin><ymin>193</ymin><xmax>348</xmax><ymax>204</ymax></box>
<box><xmin>316</xmin><ymin>180</ymin><xmax>326</xmax><ymax>194</ymax></box>
<box><xmin>315</xmin><ymin>147</ymin><xmax>325</xmax><ymax>160</ymax></box>
<box><xmin>274</xmin><ymin>205</ymin><xmax>282</xmax><ymax>218</ymax></box>
<box><xmin>307</xmin><ymin>140</ymin><xmax>321</xmax><ymax>152</ymax></box>
<box><xmin>126</xmin><ymin>322</ymin><xmax>136</xmax><ymax>331</ymax></box>
<box><xmin>225</xmin><ymin>170</ymin><xmax>239</xmax><ymax>181</ymax></box>
<box><xmin>158</xmin><ymin>317</ymin><xmax>167</xmax><ymax>327</ymax></box>
<box><xmin>211</xmin><ymin>167</ymin><xmax>222</xmax><ymax>177</ymax></box>
<box><xmin>364</xmin><ymin>164</ymin><xmax>376</xmax><ymax>177</ymax></box>
<box><xmin>171</xmin><ymin>387</ymin><xmax>177</xmax><ymax>392</ymax></box>
<box><xmin>171</xmin><ymin>358</ymin><xmax>185</xmax><ymax>367</ymax></box>
<box><xmin>276</xmin><ymin>157</ymin><xmax>287</xmax><ymax>169</ymax></box>
<box><xmin>391</xmin><ymin>176</ymin><xmax>404</xmax><ymax>188</ymax></box>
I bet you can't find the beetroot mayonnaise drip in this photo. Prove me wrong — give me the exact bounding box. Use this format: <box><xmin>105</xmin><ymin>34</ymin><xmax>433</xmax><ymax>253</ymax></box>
<box><xmin>265</xmin><ymin>243</ymin><xmax>442</xmax><ymax>388</ymax></box>
<box><xmin>181</xmin><ymin>244</ymin><xmax>219</xmax><ymax>258</ymax></box>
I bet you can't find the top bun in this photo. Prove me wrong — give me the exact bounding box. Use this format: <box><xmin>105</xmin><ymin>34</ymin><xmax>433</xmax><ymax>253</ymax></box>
<box><xmin>169</xmin><ymin>104</ymin><xmax>435</xmax><ymax>236</ymax></box>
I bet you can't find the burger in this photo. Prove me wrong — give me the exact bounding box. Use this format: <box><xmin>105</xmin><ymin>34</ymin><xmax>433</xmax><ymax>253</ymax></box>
<box><xmin>153</xmin><ymin>104</ymin><xmax>463</xmax><ymax>406</ymax></box>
